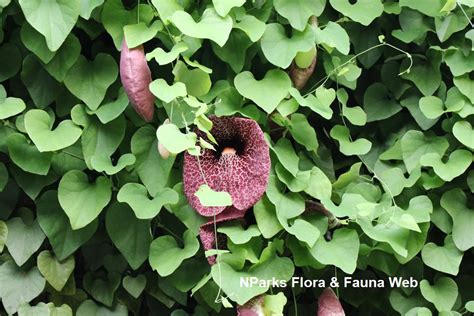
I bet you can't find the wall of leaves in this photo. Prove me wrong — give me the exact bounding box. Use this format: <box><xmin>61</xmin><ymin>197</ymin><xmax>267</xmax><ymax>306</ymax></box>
<box><xmin>0</xmin><ymin>0</ymin><xmax>473</xmax><ymax>315</ymax></box>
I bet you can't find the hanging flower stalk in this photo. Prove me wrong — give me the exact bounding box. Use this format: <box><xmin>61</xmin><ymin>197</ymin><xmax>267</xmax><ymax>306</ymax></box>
<box><xmin>289</xmin><ymin>16</ymin><xmax>318</xmax><ymax>90</ymax></box>
<box><xmin>317</xmin><ymin>288</ymin><xmax>345</xmax><ymax>316</ymax></box>
<box><xmin>120</xmin><ymin>39</ymin><xmax>155</xmax><ymax>122</ymax></box>
<box><xmin>183</xmin><ymin>116</ymin><xmax>270</xmax><ymax>264</ymax></box>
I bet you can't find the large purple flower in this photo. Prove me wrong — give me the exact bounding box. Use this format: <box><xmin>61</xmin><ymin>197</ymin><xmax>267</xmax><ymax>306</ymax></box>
<box><xmin>183</xmin><ymin>116</ymin><xmax>270</xmax><ymax>263</ymax></box>
<box><xmin>183</xmin><ymin>116</ymin><xmax>270</xmax><ymax>216</ymax></box>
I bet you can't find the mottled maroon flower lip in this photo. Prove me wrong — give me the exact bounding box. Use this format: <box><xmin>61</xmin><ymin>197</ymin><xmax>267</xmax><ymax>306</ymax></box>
<box><xmin>183</xmin><ymin>116</ymin><xmax>271</xmax><ymax>217</ymax></box>
<box><xmin>183</xmin><ymin>116</ymin><xmax>271</xmax><ymax>265</ymax></box>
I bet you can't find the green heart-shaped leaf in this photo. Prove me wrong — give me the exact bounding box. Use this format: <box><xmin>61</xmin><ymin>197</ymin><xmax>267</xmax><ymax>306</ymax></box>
<box><xmin>358</xmin><ymin>216</ymin><xmax>409</xmax><ymax>257</ymax></box>
<box><xmin>288</xmin><ymin>113</ymin><xmax>318</xmax><ymax>151</ymax></box>
<box><xmin>0</xmin><ymin>94</ymin><xmax>25</xmax><ymax>119</ymax></box>
<box><xmin>421</xmin><ymin>236</ymin><xmax>463</xmax><ymax>275</ymax></box>
<box><xmin>21</xmin><ymin>54</ymin><xmax>61</xmax><ymax>109</ymax></box>
<box><xmin>419</xmin><ymin>95</ymin><xmax>445</xmax><ymax>119</ymax></box>
<box><xmin>18</xmin><ymin>303</ymin><xmax>73</xmax><ymax>316</ymax></box>
<box><xmin>171</xmin><ymin>8</ymin><xmax>233</xmax><ymax>47</ymax></box>
<box><xmin>76</xmin><ymin>300</ymin><xmax>128</xmax><ymax>316</ymax></box>
<box><xmin>420</xmin><ymin>277</ymin><xmax>458</xmax><ymax>312</ymax></box>
<box><xmin>122</xmin><ymin>275</ymin><xmax>146</xmax><ymax>299</ymax></box>
<box><xmin>80</xmin><ymin>114</ymin><xmax>125</xmax><ymax>169</ymax></box>
<box><xmin>314</xmin><ymin>22</ymin><xmax>350</xmax><ymax>55</ymax></box>
<box><xmin>105</xmin><ymin>203</ymin><xmax>152</xmax><ymax>269</ymax></box>
<box><xmin>211</xmin><ymin>253</ymin><xmax>294</xmax><ymax>305</ymax></box>
<box><xmin>147</xmin><ymin>42</ymin><xmax>188</xmax><ymax>65</ymax></box>
<box><xmin>90</xmin><ymin>153</ymin><xmax>136</xmax><ymax>175</ymax></box>
<box><xmin>235</xmin><ymin>69</ymin><xmax>291</xmax><ymax>113</ymax></box>
<box><xmin>454</xmin><ymin>74</ymin><xmax>474</xmax><ymax>103</ymax></box>
<box><xmin>149</xmin><ymin>229</ymin><xmax>200</xmax><ymax>277</ymax></box>
<box><xmin>0</xmin><ymin>43</ymin><xmax>21</xmax><ymax>81</ymax></box>
<box><xmin>102</xmin><ymin>0</ymin><xmax>154</xmax><ymax>49</ymax></box>
<box><xmin>254</xmin><ymin>196</ymin><xmax>283</xmax><ymax>239</ymax></box>
<box><xmin>467</xmin><ymin>301</ymin><xmax>474</xmax><ymax>313</ymax></box>
<box><xmin>194</xmin><ymin>184</ymin><xmax>233</xmax><ymax>207</ymax></box>
<box><xmin>79</xmin><ymin>0</ymin><xmax>104</xmax><ymax>19</ymax></box>
<box><xmin>391</xmin><ymin>212</ymin><xmax>421</xmax><ymax>232</ymax></box>
<box><xmin>156</xmin><ymin>123</ymin><xmax>197</xmax><ymax>155</ymax></box>
<box><xmin>117</xmin><ymin>183</ymin><xmax>178</xmax><ymax>219</ymax></box>
<box><xmin>453</xmin><ymin>120</ymin><xmax>474</xmax><ymax>149</ymax></box>
<box><xmin>305</xmin><ymin>166</ymin><xmax>333</xmax><ymax>200</ymax></box>
<box><xmin>7</xmin><ymin>133</ymin><xmax>53</xmax><ymax>175</ymax></box>
<box><xmin>149</xmin><ymin>79</ymin><xmax>187</xmax><ymax>103</ymax></box>
<box><xmin>401</xmin><ymin>130</ymin><xmax>449</xmax><ymax>173</ymax></box>
<box><xmin>289</xmin><ymin>86</ymin><xmax>335</xmax><ymax>119</ymax></box>
<box><xmin>440</xmin><ymin>189</ymin><xmax>474</xmax><ymax>251</ymax></box>
<box><xmin>37</xmin><ymin>250</ymin><xmax>75</xmax><ymax>291</ymax></box>
<box><xmin>309</xmin><ymin>228</ymin><xmax>359</xmax><ymax>274</ymax></box>
<box><xmin>330</xmin><ymin>125</ymin><xmax>372</xmax><ymax>156</ymax></box>
<box><xmin>212</xmin><ymin>31</ymin><xmax>253</xmax><ymax>73</ymax></box>
<box><xmin>400</xmin><ymin>0</ymin><xmax>445</xmax><ymax>17</ymax></box>
<box><xmin>329</xmin><ymin>0</ymin><xmax>384</xmax><ymax>26</ymax></box>
<box><xmin>64</xmin><ymin>54</ymin><xmax>118</xmax><ymax>110</ymax></box>
<box><xmin>83</xmin><ymin>272</ymin><xmax>121</xmax><ymax>307</ymax></box>
<box><xmin>123</xmin><ymin>21</ymin><xmax>163</xmax><ymax>48</ymax></box>
<box><xmin>37</xmin><ymin>191</ymin><xmax>98</xmax><ymax>260</ymax></box>
<box><xmin>58</xmin><ymin>170</ymin><xmax>112</xmax><ymax>230</ymax></box>
<box><xmin>218</xmin><ymin>223</ymin><xmax>261</xmax><ymax>244</ymax></box>
<box><xmin>42</xmin><ymin>34</ymin><xmax>81</xmax><ymax>82</ymax></box>
<box><xmin>420</xmin><ymin>149</ymin><xmax>472</xmax><ymax>182</ymax></box>
<box><xmin>274</xmin><ymin>0</ymin><xmax>325</xmax><ymax>31</ymax></box>
<box><xmin>270</xmin><ymin>139</ymin><xmax>300</xmax><ymax>178</ymax></box>
<box><xmin>363</xmin><ymin>83</ymin><xmax>402</xmax><ymax>122</ymax></box>
<box><xmin>212</xmin><ymin>0</ymin><xmax>245</xmax><ymax>17</ymax></box>
<box><xmin>132</xmin><ymin>126</ymin><xmax>176</xmax><ymax>196</ymax></box>
<box><xmin>261</xmin><ymin>23</ymin><xmax>315</xmax><ymax>68</ymax></box>
<box><xmin>20</xmin><ymin>23</ymin><xmax>55</xmax><ymax>64</ymax></box>
<box><xmin>376</xmin><ymin>163</ymin><xmax>420</xmax><ymax>197</ymax></box>
<box><xmin>0</xmin><ymin>261</ymin><xmax>46</xmax><ymax>314</ymax></box>
<box><xmin>234</xmin><ymin>15</ymin><xmax>266</xmax><ymax>42</ymax></box>
<box><xmin>173</xmin><ymin>61</ymin><xmax>211</xmax><ymax>97</ymax></box>
<box><xmin>88</xmin><ymin>88</ymin><xmax>130</xmax><ymax>124</ymax></box>
<box><xmin>10</xmin><ymin>166</ymin><xmax>59</xmax><ymax>200</ymax></box>
<box><xmin>445</xmin><ymin>49</ymin><xmax>474</xmax><ymax>76</ymax></box>
<box><xmin>24</xmin><ymin>109</ymin><xmax>82</xmax><ymax>152</ymax></box>
<box><xmin>18</xmin><ymin>0</ymin><xmax>80</xmax><ymax>51</ymax></box>
<box><xmin>6</xmin><ymin>217</ymin><xmax>45</xmax><ymax>266</ymax></box>
<box><xmin>266</xmin><ymin>175</ymin><xmax>305</xmax><ymax>219</ymax></box>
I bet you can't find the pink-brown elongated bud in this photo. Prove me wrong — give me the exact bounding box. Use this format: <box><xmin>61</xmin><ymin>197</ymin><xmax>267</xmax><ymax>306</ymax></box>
<box><xmin>237</xmin><ymin>296</ymin><xmax>265</xmax><ymax>316</ymax></box>
<box><xmin>317</xmin><ymin>288</ymin><xmax>345</xmax><ymax>316</ymax></box>
<box><xmin>120</xmin><ymin>39</ymin><xmax>155</xmax><ymax>122</ymax></box>
<box><xmin>289</xmin><ymin>16</ymin><xmax>318</xmax><ymax>90</ymax></box>
<box><xmin>289</xmin><ymin>56</ymin><xmax>317</xmax><ymax>90</ymax></box>
<box><xmin>157</xmin><ymin>118</ymin><xmax>171</xmax><ymax>159</ymax></box>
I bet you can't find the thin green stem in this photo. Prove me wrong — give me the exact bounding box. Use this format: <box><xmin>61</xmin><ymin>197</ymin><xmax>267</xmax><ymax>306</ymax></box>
<box><xmin>292</xmin><ymin>286</ymin><xmax>298</xmax><ymax>316</ymax></box>
<box><xmin>156</xmin><ymin>223</ymin><xmax>183</xmax><ymax>242</ymax></box>
<box><xmin>303</xmin><ymin>41</ymin><xmax>413</xmax><ymax>97</ymax></box>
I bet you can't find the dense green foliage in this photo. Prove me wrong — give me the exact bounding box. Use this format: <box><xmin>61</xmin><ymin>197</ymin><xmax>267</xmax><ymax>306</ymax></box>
<box><xmin>0</xmin><ymin>0</ymin><xmax>473</xmax><ymax>315</ymax></box>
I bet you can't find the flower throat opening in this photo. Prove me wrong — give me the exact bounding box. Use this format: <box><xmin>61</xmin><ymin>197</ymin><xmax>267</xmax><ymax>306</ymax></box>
<box><xmin>215</xmin><ymin>137</ymin><xmax>246</xmax><ymax>158</ymax></box>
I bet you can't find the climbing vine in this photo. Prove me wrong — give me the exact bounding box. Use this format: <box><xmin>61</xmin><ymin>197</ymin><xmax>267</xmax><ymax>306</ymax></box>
<box><xmin>0</xmin><ymin>0</ymin><xmax>473</xmax><ymax>315</ymax></box>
